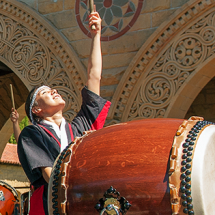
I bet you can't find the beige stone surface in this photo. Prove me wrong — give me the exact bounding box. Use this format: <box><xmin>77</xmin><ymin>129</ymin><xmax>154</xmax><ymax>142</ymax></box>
<box><xmin>180</xmin><ymin>83</ymin><xmax>202</xmax><ymax>101</ymax></box>
<box><xmin>171</xmin><ymin>0</ymin><xmax>190</xmax><ymax>8</ymax></box>
<box><xmin>84</xmin><ymin>52</ymin><xmax>133</xmax><ymax>72</ymax></box>
<box><xmin>142</xmin><ymin>0</ymin><xmax>171</xmax><ymax>13</ymax></box>
<box><xmin>70</xmin><ymin>39</ymin><xmax>92</xmax><ymax>59</ymax></box>
<box><xmin>61</xmin><ymin>27</ymin><xmax>87</xmax><ymax>41</ymax></box>
<box><xmin>167</xmin><ymin>107</ymin><xmax>187</xmax><ymax>119</ymax></box>
<box><xmin>103</xmin><ymin>52</ymin><xmax>137</xmax><ymax>70</ymax></box>
<box><xmin>130</xmin><ymin>13</ymin><xmax>152</xmax><ymax>31</ymax></box>
<box><xmin>17</xmin><ymin>0</ymin><xmax>37</xmax><ymax>9</ymax></box>
<box><xmin>64</xmin><ymin>0</ymin><xmax>75</xmax><ymax>10</ymax></box>
<box><xmin>101</xmin><ymin>67</ymin><xmax>126</xmax><ymax>87</ymax></box>
<box><xmin>0</xmin><ymin>164</ymin><xmax>28</xmax><ymax>182</ymax></box>
<box><xmin>101</xmin><ymin>29</ymin><xmax>156</xmax><ymax>55</ymax></box>
<box><xmin>38</xmin><ymin>0</ymin><xmax>63</xmax><ymax>14</ymax></box>
<box><xmin>189</xmin><ymin>74</ymin><xmax>210</xmax><ymax>90</ymax></box>
<box><xmin>81</xmin><ymin>52</ymin><xmax>136</xmax><ymax>69</ymax></box>
<box><xmin>45</xmin><ymin>10</ymin><xmax>77</xmax><ymax>29</ymax></box>
<box><xmin>3</xmin><ymin>179</ymin><xmax>30</xmax><ymax>188</ymax></box>
<box><xmin>152</xmin><ymin>9</ymin><xmax>177</xmax><ymax>28</ymax></box>
<box><xmin>101</xmin><ymin>85</ymin><xmax>117</xmax><ymax>101</ymax></box>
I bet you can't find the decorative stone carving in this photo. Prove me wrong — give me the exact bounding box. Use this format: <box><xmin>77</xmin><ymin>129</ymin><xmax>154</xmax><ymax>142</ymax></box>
<box><xmin>110</xmin><ymin>0</ymin><xmax>215</xmax><ymax>122</ymax></box>
<box><xmin>0</xmin><ymin>0</ymin><xmax>87</xmax><ymax>122</ymax></box>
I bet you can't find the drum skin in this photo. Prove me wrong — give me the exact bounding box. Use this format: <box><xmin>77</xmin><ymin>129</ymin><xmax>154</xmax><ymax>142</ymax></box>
<box><xmin>52</xmin><ymin>118</ymin><xmax>184</xmax><ymax>215</ymax></box>
<box><xmin>0</xmin><ymin>185</ymin><xmax>16</xmax><ymax>215</ymax></box>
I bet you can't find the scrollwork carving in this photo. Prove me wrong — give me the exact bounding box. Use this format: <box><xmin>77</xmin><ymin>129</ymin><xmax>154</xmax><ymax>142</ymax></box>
<box><xmin>163</xmin><ymin>62</ymin><xmax>180</xmax><ymax>78</ymax></box>
<box><xmin>0</xmin><ymin>2</ymin><xmax>84</xmax><ymax>122</ymax></box>
<box><xmin>142</xmin><ymin>76</ymin><xmax>173</xmax><ymax>105</ymax></box>
<box><xmin>10</xmin><ymin>38</ymin><xmax>51</xmax><ymax>85</ymax></box>
<box><xmin>121</xmin><ymin>2</ymin><xmax>215</xmax><ymax>121</ymax></box>
<box><xmin>200</xmin><ymin>26</ymin><xmax>215</xmax><ymax>44</ymax></box>
<box><xmin>0</xmin><ymin>15</ymin><xmax>51</xmax><ymax>84</ymax></box>
<box><xmin>172</xmin><ymin>35</ymin><xmax>205</xmax><ymax>68</ymax></box>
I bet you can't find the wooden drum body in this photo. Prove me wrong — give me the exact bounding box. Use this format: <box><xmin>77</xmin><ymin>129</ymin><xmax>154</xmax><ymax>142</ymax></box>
<box><xmin>0</xmin><ymin>181</ymin><xmax>18</xmax><ymax>215</ymax></box>
<box><xmin>48</xmin><ymin>118</ymin><xmax>215</xmax><ymax>215</ymax></box>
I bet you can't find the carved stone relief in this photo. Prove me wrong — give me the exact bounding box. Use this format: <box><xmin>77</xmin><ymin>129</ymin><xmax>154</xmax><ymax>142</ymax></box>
<box><xmin>110</xmin><ymin>0</ymin><xmax>215</xmax><ymax>123</ymax></box>
<box><xmin>0</xmin><ymin>0</ymin><xmax>87</xmax><ymax>122</ymax></box>
<box><xmin>0</xmin><ymin>0</ymin><xmax>89</xmax><ymax>156</ymax></box>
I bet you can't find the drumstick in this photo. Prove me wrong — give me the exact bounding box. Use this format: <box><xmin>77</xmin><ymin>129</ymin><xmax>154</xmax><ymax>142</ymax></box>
<box><xmin>10</xmin><ymin>84</ymin><xmax>15</xmax><ymax>110</ymax></box>
<box><xmin>89</xmin><ymin>0</ymin><xmax>96</xmax><ymax>30</ymax></box>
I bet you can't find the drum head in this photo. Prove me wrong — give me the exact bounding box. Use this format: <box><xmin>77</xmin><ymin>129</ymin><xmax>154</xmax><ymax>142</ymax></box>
<box><xmin>192</xmin><ymin>125</ymin><xmax>215</xmax><ymax>215</ymax></box>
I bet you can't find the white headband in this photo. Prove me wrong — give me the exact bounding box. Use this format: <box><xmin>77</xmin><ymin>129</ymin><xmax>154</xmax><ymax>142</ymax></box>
<box><xmin>29</xmin><ymin>85</ymin><xmax>51</xmax><ymax>124</ymax></box>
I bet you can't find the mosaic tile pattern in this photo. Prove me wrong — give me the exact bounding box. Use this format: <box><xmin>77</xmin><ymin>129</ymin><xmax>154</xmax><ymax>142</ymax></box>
<box><xmin>75</xmin><ymin>0</ymin><xmax>144</xmax><ymax>41</ymax></box>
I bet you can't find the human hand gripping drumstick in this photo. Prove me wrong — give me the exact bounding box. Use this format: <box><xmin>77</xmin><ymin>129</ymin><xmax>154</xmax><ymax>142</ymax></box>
<box><xmin>10</xmin><ymin>107</ymin><xmax>21</xmax><ymax>143</ymax></box>
<box><xmin>89</xmin><ymin>0</ymin><xmax>96</xmax><ymax>30</ymax></box>
<box><xmin>10</xmin><ymin>85</ymin><xmax>21</xmax><ymax>143</ymax></box>
<box><xmin>88</xmin><ymin>7</ymin><xmax>101</xmax><ymax>36</ymax></box>
<box><xmin>10</xmin><ymin>84</ymin><xmax>15</xmax><ymax>110</ymax></box>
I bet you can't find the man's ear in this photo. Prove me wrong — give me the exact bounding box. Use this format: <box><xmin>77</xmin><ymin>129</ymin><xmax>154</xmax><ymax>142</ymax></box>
<box><xmin>32</xmin><ymin>106</ymin><xmax>42</xmax><ymax>115</ymax></box>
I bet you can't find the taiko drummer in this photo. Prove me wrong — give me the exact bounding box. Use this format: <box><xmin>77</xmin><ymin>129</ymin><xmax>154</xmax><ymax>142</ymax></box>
<box><xmin>16</xmin><ymin>10</ymin><xmax>111</xmax><ymax>215</ymax></box>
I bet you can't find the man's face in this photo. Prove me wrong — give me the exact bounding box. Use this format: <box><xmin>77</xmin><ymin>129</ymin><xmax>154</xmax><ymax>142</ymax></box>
<box><xmin>34</xmin><ymin>87</ymin><xmax>65</xmax><ymax>115</ymax></box>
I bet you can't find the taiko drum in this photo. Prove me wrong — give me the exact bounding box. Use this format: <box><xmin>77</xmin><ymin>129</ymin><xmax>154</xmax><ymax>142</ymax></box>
<box><xmin>0</xmin><ymin>181</ymin><xmax>18</xmax><ymax>215</ymax></box>
<box><xmin>48</xmin><ymin>118</ymin><xmax>215</xmax><ymax>215</ymax></box>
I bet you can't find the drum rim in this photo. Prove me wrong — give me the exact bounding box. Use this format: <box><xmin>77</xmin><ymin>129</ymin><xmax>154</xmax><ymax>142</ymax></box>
<box><xmin>49</xmin><ymin>131</ymin><xmax>95</xmax><ymax>215</ymax></box>
<box><xmin>0</xmin><ymin>180</ymin><xmax>18</xmax><ymax>199</ymax></box>
<box><xmin>169</xmin><ymin>116</ymin><xmax>215</xmax><ymax>215</ymax></box>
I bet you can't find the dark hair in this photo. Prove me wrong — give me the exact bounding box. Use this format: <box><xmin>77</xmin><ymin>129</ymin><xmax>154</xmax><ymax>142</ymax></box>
<box><xmin>25</xmin><ymin>86</ymin><xmax>41</xmax><ymax>124</ymax></box>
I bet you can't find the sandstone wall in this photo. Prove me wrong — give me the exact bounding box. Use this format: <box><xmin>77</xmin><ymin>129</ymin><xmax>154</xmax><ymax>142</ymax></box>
<box><xmin>0</xmin><ymin>163</ymin><xmax>30</xmax><ymax>194</ymax></box>
<box><xmin>17</xmin><ymin>0</ymin><xmax>189</xmax><ymax>101</ymax></box>
<box><xmin>185</xmin><ymin>77</ymin><xmax>215</xmax><ymax>122</ymax></box>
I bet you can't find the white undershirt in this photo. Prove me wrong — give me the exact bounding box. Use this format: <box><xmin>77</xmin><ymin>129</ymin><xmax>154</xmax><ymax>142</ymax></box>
<box><xmin>41</xmin><ymin>118</ymin><xmax>68</xmax><ymax>152</ymax></box>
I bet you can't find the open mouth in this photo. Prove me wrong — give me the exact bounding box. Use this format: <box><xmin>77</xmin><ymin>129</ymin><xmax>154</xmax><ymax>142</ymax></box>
<box><xmin>54</xmin><ymin>95</ymin><xmax>61</xmax><ymax>99</ymax></box>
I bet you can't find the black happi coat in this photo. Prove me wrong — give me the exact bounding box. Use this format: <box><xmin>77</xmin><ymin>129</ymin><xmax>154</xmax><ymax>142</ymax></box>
<box><xmin>18</xmin><ymin>87</ymin><xmax>111</xmax><ymax>215</ymax></box>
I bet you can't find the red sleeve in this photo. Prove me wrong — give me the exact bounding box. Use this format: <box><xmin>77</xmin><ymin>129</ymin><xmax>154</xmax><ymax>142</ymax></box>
<box><xmin>71</xmin><ymin>86</ymin><xmax>111</xmax><ymax>137</ymax></box>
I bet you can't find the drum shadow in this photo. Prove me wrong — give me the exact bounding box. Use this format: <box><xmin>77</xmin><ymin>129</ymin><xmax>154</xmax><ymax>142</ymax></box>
<box><xmin>163</xmin><ymin>147</ymin><xmax>171</xmax><ymax>191</ymax></box>
<box><xmin>148</xmin><ymin>148</ymin><xmax>172</xmax><ymax>215</ymax></box>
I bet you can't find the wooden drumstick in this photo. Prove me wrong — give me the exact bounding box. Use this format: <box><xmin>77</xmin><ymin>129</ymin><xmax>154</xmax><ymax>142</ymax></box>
<box><xmin>89</xmin><ymin>0</ymin><xmax>96</xmax><ymax>30</ymax></box>
<box><xmin>10</xmin><ymin>84</ymin><xmax>15</xmax><ymax>110</ymax></box>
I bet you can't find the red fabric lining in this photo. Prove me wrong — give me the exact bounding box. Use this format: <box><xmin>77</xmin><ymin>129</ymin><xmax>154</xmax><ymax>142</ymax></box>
<box><xmin>90</xmin><ymin>101</ymin><xmax>111</xmax><ymax>130</ymax></box>
<box><xmin>29</xmin><ymin>185</ymin><xmax>45</xmax><ymax>215</ymax></box>
<box><xmin>38</xmin><ymin>125</ymin><xmax>61</xmax><ymax>147</ymax></box>
<box><xmin>68</xmin><ymin>123</ymin><xmax>74</xmax><ymax>141</ymax></box>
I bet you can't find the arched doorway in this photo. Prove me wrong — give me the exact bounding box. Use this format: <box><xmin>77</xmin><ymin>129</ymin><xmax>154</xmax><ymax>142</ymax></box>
<box><xmin>185</xmin><ymin>76</ymin><xmax>215</xmax><ymax>122</ymax></box>
<box><xmin>0</xmin><ymin>64</ymin><xmax>28</xmax><ymax>156</ymax></box>
<box><xmin>0</xmin><ymin>64</ymin><xmax>28</xmax><ymax>130</ymax></box>
<box><xmin>0</xmin><ymin>0</ymin><xmax>88</xmax><ymax>156</ymax></box>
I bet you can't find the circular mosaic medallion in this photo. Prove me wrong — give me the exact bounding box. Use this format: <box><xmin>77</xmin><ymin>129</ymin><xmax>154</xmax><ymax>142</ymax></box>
<box><xmin>75</xmin><ymin>0</ymin><xmax>144</xmax><ymax>41</ymax></box>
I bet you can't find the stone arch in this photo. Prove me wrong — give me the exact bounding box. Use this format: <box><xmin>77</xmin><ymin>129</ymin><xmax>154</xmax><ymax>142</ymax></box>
<box><xmin>167</xmin><ymin>56</ymin><xmax>215</xmax><ymax>118</ymax></box>
<box><xmin>0</xmin><ymin>0</ymin><xmax>87</xmax><ymax>156</ymax></box>
<box><xmin>109</xmin><ymin>0</ymin><xmax>215</xmax><ymax>123</ymax></box>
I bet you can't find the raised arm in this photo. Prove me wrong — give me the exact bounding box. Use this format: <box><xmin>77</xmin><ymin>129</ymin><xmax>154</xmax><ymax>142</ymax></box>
<box><xmin>10</xmin><ymin>108</ymin><xmax>21</xmax><ymax>143</ymax></box>
<box><xmin>86</xmin><ymin>9</ymin><xmax>102</xmax><ymax>96</ymax></box>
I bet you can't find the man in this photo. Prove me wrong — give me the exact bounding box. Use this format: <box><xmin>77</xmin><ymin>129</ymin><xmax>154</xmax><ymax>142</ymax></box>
<box><xmin>17</xmin><ymin>10</ymin><xmax>111</xmax><ymax>215</ymax></box>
